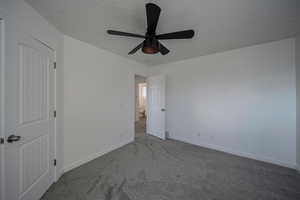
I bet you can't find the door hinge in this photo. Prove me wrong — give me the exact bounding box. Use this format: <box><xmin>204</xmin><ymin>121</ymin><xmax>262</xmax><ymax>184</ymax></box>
<box><xmin>54</xmin><ymin>110</ymin><xmax>56</xmax><ymax>118</ymax></box>
<box><xmin>54</xmin><ymin>62</ymin><xmax>56</xmax><ymax>69</ymax></box>
<box><xmin>54</xmin><ymin>159</ymin><xmax>57</xmax><ymax>166</ymax></box>
<box><xmin>0</xmin><ymin>138</ymin><xmax>4</xmax><ymax>144</ymax></box>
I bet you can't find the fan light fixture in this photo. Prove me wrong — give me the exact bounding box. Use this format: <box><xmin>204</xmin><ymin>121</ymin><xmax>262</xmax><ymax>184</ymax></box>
<box><xmin>142</xmin><ymin>38</ymin><xmax>159</xmax><ymax>54</ymax></box>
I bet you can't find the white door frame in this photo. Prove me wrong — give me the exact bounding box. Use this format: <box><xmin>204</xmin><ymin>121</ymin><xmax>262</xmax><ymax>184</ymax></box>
<box><xmin>33</xmin><ymin>36</ymin><xmax>58</xmax><ymax>181</ymax></box>
<box><xmin>1</xmin><ymin>11</ymin><xmax>58</xmax><ymax>198</ymax></box>
<box><xmin>0</xmin><ymin>15</ymin><xmax>6</xmax><ymax>200</ymax></box>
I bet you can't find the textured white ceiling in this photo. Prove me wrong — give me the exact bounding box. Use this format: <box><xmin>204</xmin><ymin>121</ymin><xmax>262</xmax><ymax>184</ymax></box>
<box><xmin>25</xmin><ymin>0</ymin><xmax>300</xmax><ymax>66</ymax></box>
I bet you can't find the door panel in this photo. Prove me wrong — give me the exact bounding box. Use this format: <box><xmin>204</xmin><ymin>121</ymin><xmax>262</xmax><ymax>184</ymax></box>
<box><xmin>20</xmin><ymin>43</ymin><xmax>49</xmax><ymax>124</ymax></box>
<box><xmin>147</xmin><ymin>75</ymin><xmax>166</xmax><ymax>140</ymax></box>
<box><xmin>5</xmin><ymin>36</ymin><xmax>55</xmax><ymax>200</ymax></box>
<box><xmin>20</xmin><ymin>134</ymin><xmax>49</xmax><ymax>194</ymax></box>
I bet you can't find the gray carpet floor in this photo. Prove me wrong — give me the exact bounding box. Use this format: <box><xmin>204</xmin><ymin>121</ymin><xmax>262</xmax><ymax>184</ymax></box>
<box><xmin>42</xmin><ymin>130</ymin><xmax>300</xmax><ymax>200</ymax></box>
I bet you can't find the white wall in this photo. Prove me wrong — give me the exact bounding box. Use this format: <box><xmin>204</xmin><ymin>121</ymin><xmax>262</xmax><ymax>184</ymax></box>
<box><xmin>0</xmin><ymin>0</ymin><xmax>64</xmax><ymax>199</ymax></box>
<box><xmin>63</xmin><ymin>35</ymin><xmax>148</xmax><ymax>172</ymax></box>
<box><xmin>150</xmin><ymin>38</ymin><xmax>296</xmax><ymax>168</ymax></box>
<box><xmin>296</xmin><ymin>35</ymin><xmax>300</xmax><ymax>171</ymax></box>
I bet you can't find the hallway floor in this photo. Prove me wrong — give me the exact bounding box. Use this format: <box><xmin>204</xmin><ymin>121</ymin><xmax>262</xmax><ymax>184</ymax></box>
<box><xmin>135</xmin><ymin>118</ymin><xmax>146</xmax><ymax>138</ymax></box>
<box><xmin>42</xmin><ymin>135</ymin><xmax>300</xmax><ymax>200</ymax></box>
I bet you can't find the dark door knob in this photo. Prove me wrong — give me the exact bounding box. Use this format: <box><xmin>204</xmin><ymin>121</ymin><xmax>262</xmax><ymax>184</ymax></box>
<box><xmin>161</xmin><ymin>108</ymin><xmax>166</xmax><ymax>112</ymax></box>
<box><xmin>7</xmin><ymin>135</ymin><xmax>21</xmax><ymax>143</ymax></box>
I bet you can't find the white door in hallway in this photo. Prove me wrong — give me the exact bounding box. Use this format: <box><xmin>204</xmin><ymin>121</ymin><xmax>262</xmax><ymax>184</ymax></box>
<box><xmin>5</xmin><ymin>36</ymin><xmax>55</xmax><ymax>200</ymax></box>
<box><xmin>147</xmin><ymin>75</ymin><xmax>166</xmax><ymax>140</ymax></box>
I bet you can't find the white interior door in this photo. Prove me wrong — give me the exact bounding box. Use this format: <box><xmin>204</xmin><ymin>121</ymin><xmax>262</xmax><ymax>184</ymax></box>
<box><xmin>5</xmin><ymin>36</ymin><xmax>55</xmax><ymax>200</ymax></box>
<box><xmin>147</xmin><ymin>75</ymin><xmax>166</xmax><ymax>140</ymax></box>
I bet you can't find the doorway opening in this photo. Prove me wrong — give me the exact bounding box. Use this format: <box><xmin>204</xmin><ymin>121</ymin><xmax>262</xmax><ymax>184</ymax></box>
<box><xmin>135</xmin><ymin>75</ymin><xmax>147</xmax><ymax>138</ymax></box>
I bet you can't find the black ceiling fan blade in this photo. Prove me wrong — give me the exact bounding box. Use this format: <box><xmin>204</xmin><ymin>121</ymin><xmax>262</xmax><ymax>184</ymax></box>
<box><xmin>107</xmin><ymin>30</ymin><xmax>145</xmax><ymax>39</ymax></box>
<box><xmin>159</xmin><ymin>42</ymin><xmax>170</xmax><ymax>55</ymax></box>
<box><xmin>146</xmin><ymin>3</ymin><xmax>161</xmax><ymax>34</ymax></box>
<box><xmin>156</xmin><ymin>30</ymin><xmax>195</xmax><ymax>40</ymax></box>
<box><xmin>128</xmin><ymin>42</ymin><xmax>144</xmax><ymax>55</ymax></box>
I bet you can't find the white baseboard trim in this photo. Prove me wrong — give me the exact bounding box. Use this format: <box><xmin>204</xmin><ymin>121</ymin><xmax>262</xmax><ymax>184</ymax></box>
<box><xmin>170</xmin><ymin>136</ymin><xmax>297</xmax><ymax>169</ymax></box>
<box><xmin>62</xmin><ymin>136</ymin><xmax>297</xmax><ymax>173</ymax></box>
<box><xmin>63</xmin><ymin>139</ymin><xmax>133</xmax><ymax>173</ymax></box>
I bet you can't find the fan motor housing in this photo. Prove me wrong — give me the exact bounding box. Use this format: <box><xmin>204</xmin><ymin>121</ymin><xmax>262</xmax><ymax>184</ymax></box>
<box><xmin>142</xmin><ymin>37</ymin><xmax>159</xmax><ymax>54</ymax></box>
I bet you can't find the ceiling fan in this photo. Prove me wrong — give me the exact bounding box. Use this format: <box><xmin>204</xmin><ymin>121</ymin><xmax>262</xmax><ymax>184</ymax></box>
<box><xmin>107</xmin><ymin>3</ymin><xmax>195</xmax><ymax>55</ymax></box>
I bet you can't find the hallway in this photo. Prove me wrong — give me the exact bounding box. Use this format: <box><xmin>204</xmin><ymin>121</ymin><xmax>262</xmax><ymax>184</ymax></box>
<box><xmin>135</xmin><ymin>118</ymin><xmax>146</xmax><ymax>138</ymax></box>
